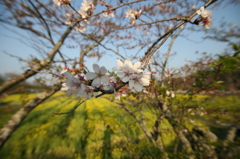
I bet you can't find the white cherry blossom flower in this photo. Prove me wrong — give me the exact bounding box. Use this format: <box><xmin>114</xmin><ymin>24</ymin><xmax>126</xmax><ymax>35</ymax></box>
<box><xmin>74</xmin><ymin>23</ymin><xmax>86</xmax><ymax>32</ymax></box>
<box><xmin>116</xmin><ymin>59</ymin><xmax>142</xmax><ymax>82</ymax></box>
<box><xmin>78</xmin><ymin>9</ymin><xmax>88</xmax><ymax>19</ymax></box>
<box><xmin>200</xmin><ymin>17</ymin><xmax>213</xmax><ymax>29</ymax></box>
<box><xmin>75</xmin><ymin>83</ymin><xmax>86</xmax><ymax>98</ymax></box>
<box><xmin>196</xmin><ymin>6</ymin><xmax>213</xmax><ymax>29</ymax></box>
<box><xmin>125</xmin><ymin>8</ymin><xmax>142</xmax><ymax>25</ymax></box>
<box><xmin>82</xmin><ymin>86</ymin><xmax>95</xmax><ymax>101</ymax></box>
<box><xmin>112</xmin><ymin>59</ymin><xmax>124</xmax><ymax>71</ymax></box>
<box><xmin>78</xmin><ymin>0</ymin><xmax>95</xmax><ymax>19</ymax></box>
<box><xmin>81</xmin><ymin>0</ymin><xmax>94</xmax><ymax>11</ymax></box>
<box><xmin>128</xmin><ymin>72</ymin><xmax>151</xmax><ymax>92</ymax></box>
<box><xmin>86</xmin><ymin>64</ymin><xmax>109</xmax><ymax>87</ymax></box>
<box><xmin>196</xmin><ymin>6</ymin><xmax>211</xmax><ymax>18</ymax></box>
<box><xmin>62</xmin><ymin>72</ymin><xmax>86</xmax><ymax>98</ymax></box>
<box><xmin>53</xmin><ymin>0</ymin><xmax>71</xmax><ymax>6</ymax></box>
<box><xmin>100</xmin><ymin>76</ymin><xmax>117</xmax><ymax>91</ymax></box>
<box><xmin>103</xmin><ymin>11</ymin><xmax>114</xmax><ymax>18</ymax></box>
<box><xmin>65</xmin><ymin>12</ymin><xmax>75</xmax><ymax>25</ymax></box>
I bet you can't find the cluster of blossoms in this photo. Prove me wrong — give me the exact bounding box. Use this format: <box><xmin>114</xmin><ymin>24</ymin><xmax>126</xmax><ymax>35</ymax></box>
<box><xmin>78</xmin><ymin>0</ymin><xmax>95</xmax><ymax>19</ymax></box>
<box><xmin>196</xmin><ymin>6</ymin><xmax>213</xmax><ymax>29</ymax></box>
<box><xmin>53</xmin><ymin>1</ymin><xmax>214</xmax><ymax>33</ymax></box>
<box><xmin>125</xmin><ymin>8</ymin><xmax>142</xmax><ymax>25</ymax></box>
<box><xmin>61</xmin><ymin>59</ymin><xmax>151</xmax><ymax>101</ymax></box>
<box><xmin>113</xmin><ymin>59</ymin><xmax>151</xmax><ymax>92</ymax></box>
<box><xmin>100</xmin><ymin>1</ymin><xmax>114</xmax><ymax>18</ymax></box>
<box><xmin>53</xmin><ymin>0</ymin><xmax>71</xmax><ymax>6</ymax></box>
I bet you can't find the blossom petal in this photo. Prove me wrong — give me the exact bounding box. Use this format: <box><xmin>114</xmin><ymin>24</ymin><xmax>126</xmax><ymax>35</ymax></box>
<box><xmin>142</xmin><ymin>72</ymin><xmax>151</xmax><ymax>79</ymax></box>
<box><xmin>134</xmin><ymin>82</ymin><xmax>143</xmax><ymax>92</ymax></box>
<box><xmin>100</xmin><ymin>66</ymin><xmax>107</xmax><ymax>74</ymax></box>
<box><xmin>129</xmin><ymin>80</ymin><xmax>142</xmax><ymax>92</ymax></box>
<box><xmin>140</xmin><ymin>78</ymin><xmax>150</xmax><ymax>86</ymax></box>
<box><xmin>116</xmin><ymin>59</ymin><xmax>123</xmax><ymax>67</ymax></box>
<box><xmin>93</xmin><ymin>64</ymin><xmax>100</xmax><ymax>73</ymax></box>
<box><xmin>86</xmin><ymin>72</ymin><xmax>97</xmax><ymax>80</ymax></box>
<box><xmin>100</xmin><ymin>76</ymin><xmax>110</xmax><ymax>84</ymax></box>
<box><xmin>122</xmin><ymin>76</ymin><xmax>130</xmax><ymax>82</ymax></box>
<box><xmin>63</xmin><ymin>72</ymin><xmax>73</xmax><ymax>79</ymax></box>
<box><xmin>75</xmin><ymin>84</ymin><xmax>86</xmax><ymax>97</ymax></box>
<box><xmin>92</xmin><ymin>77</ymin><xmax>101</xmax><ymax>87</ymax></box>
<box><xmin>124</xmin><ymin>59</ymin><xmax>133</xmax><ymax>69</ymax></box>
<box><xmin>133</xmin><ymin>61</ymin><xmax>141</xmax><ymax>69</ymax></box>
<box><xmin>103</xmin><ymin>84</ymin><xmax>112</xmax><ymax>90</ymax></box>
<box><xmin>129</xmin><ymin>80</ymin><xmax>134</xmax><ymax>89</ymax></box>
<box><xmin>117</xmin><ymin>72</ymin><xmax>125</xmax><ymax>78</ymax></box>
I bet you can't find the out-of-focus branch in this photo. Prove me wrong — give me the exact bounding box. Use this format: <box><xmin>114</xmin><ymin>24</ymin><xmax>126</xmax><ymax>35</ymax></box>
<box><xmin>80</xmin><ymin>32</ymin><xmax>126</xmax><ymax>60</ymax></box>
<box><xmin>140</xmin><ymin>0</ymin><xmax>217</xmax><ymax>69</ymax></box>
<box><xmin>27</xmin><ymin>0</ymin><xmax>67</xmax><ymax>64</ymax></box>
<box><xmin>0</xmin><ymin>22</ymin><xmax>77</xmax><ymax>94</ymax></box>
<box><xmin>0</xmin><ymin>80</ymin><xmax>63</xmax><ymax>150</ymax></box>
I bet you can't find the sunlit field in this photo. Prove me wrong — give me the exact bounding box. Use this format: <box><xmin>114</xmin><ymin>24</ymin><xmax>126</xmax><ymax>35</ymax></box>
<box><xmin>0</xmin><ymin>93</ymin><xmax>239</xmax><ymax>158</ymax></box>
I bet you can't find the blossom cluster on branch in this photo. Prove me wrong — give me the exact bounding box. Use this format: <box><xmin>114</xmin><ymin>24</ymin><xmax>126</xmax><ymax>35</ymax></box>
<box><xmin>61</xmin><ymin>59</ymin><xmax>151</xmax><ymax>100</ymax></box>
<box><xmin>196</xmin><ymin>6</ymin><xmax>213</xmax><ymax>29</ymax></box>
<box><xmin>53</xmin><ymin>0</ymin><xmax>214</xmax><ymax>101</ymax></box>
<box><xmin>53</xmin><ymin>0</ymin><xmax>214</xmax><ymax>33</ymax></box>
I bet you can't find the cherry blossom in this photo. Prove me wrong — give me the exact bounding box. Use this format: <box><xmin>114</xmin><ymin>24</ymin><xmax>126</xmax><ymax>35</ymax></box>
<box><xmin>116</xmin><ymin>59</ymin><xmax>142</xmax><ymax>82</ymax></box>
<box><xmin>103</xmin><ymin>11</ymin><xmax>114</xmax><ymax>18</ymax></box>
<box><xmin>196</xmin><ymin>7</ymin><xmax>211</xmax><ymax>18</ymax></box>
<box><xmin>53</xmin><ymin>0</ymin><xmax>71</xmax><ymax>6</ymax></box>
<box><xmin>82</xmin><ymin>86</ymin><xmax>96</xmax><ymax>101</ymax></box>
<box><xmin>81</xmin><ymin>0</ymin><xmax>95</xmax><ymax>12</ymax></box>
<box><xmin>200</xmin><ymin>16</ymin><xmax>213</xmax><ymax>29</ymax></box>
<box><xmin>112</xmin><ymin>59</ymin><xmax>124</xmax><ymax>71</ymax></box>
<box><xmin>78</xmin><ymin>0</ymin><xmax>95</xmax><ymax>18</ymax></box>
<box><xmin>78</xmin><ymin>8</ymin><xmax>88</xmax><ymax>19</ymax></box>
<box><xmin>100</xmin><ymin>76</ymin><xmax>116</xmax><ymax>91</ymax></box>
<box><xmin>74</xmin><ymin>23</ymin><xmax>86</xmax><ymax>33</ymax></box>
<box><xmin>62</xmin><ymin>72</ymin><xmax>86</xmax><ymax>98</ymax></box>
<box><xmin>196</xmin><ymin>6</ymin><xmax>213</xmax><ymax>29</ymax></box>
<box><xmin>86</xmin><ymin>64</ymin><xmax>110</xmax><ymax>87</ymax></box>
<box><xmin>128</xmin><ymin>72</ymin><xmax>151</xmax><ymax>92</ymax></box>
<box><xmin>125</xmin><ymin>8</ymin><xmax>142</xmax><ymax>25</ymax></box>
<box><xmin>61</xmin><ymin>59</ymin><xmax>152</xmax><ymax>100</ymax></box>
<box><xmin>65</xmin><ymin>12</ymin><xmax>75</xmax><ymax>25</ymax></box>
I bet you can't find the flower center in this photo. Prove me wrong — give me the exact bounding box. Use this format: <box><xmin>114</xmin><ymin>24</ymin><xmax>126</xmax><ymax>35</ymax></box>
<box><xmin>73</xmin><ymin>81</ymin><xmax>81</xmax><ymax>87</ymax></box>
<box><xmin>124</xmin><ymin>71</ymin><xmax>133</xmax><ymax>77</ymax></box>
<box><xmin>203</xmin><ymin>17</ymin><xmax>210</xmax><ymax>26</ymax></box>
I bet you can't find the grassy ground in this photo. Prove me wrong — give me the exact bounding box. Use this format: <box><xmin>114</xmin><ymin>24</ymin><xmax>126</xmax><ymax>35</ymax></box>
<box><xmin>0</xmin><ymin>93</ymin><xmax>163</xmax><ymax>158</ymax></box>
<box><xmin>0</xmin><ymin>93</ymin><xmax>239</xmax><ymax>158</ymax></box>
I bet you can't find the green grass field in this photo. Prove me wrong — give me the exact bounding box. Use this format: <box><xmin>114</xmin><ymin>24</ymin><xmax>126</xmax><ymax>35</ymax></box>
<box><xmin>0</xmin><ymin>93</ymin><xmax>164</xmax><ymax>158</ymax></box>
<box><xmin>0</xmin><ymin>93</ymin><xmax>239</xmax><ymax>159</ymax></box>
